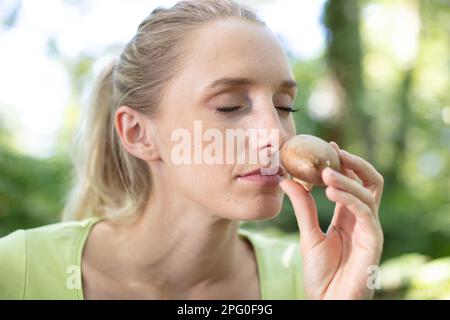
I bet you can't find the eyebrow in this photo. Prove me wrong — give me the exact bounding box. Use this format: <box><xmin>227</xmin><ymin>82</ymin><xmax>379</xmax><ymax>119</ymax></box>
<box><xmin>202</xmin><ymin>77</ymin><xmax>298</xmax><ymax>93</ymax></box>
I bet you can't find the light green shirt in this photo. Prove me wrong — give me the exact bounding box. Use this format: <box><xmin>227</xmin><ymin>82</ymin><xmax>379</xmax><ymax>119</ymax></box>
<box><xmin>0</xmin><ymin>217</ymin><xmax>305</xmax><ymax>299</ymax></box>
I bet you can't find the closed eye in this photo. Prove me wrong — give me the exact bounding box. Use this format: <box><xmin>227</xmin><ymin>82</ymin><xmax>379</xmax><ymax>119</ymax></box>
<box><xmin>276</xmin><ymin>106</ymin><xmax>299</xmax><ymax>113</ymax></box>
<box><xmin>216</xmin><ymin>106</ymin><xmax>299</xmax><ymax>113</ymax></box>
<box><xmin>215</xmin><ymin>106</ymin><xmax>242</xmax><ymax>113</ymax></box>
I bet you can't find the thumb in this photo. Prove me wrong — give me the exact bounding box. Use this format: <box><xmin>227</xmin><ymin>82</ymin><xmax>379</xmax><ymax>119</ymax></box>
<box><xmin>279</xmin><ymin>178</ymin><xmax>325</xmax><ymax>249</ymax></box>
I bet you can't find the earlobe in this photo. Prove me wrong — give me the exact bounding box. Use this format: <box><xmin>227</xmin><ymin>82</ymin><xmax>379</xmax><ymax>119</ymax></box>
<box><xmin>139</xmin><ymin>139</ymin><xmax>161</xmax><ymax>162</ymax></box>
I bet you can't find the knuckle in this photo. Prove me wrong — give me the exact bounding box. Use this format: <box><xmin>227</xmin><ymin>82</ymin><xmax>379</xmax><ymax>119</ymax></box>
<box><xmin>363</xmin><ymin>206</ymin><xmax>372</xmax><ymax>216</ymax></box>
<box><xmin>365</xmin><ymin>191</ymin><xmax>375</xmax><ymax>205</ymax></box>
<box><xmin>377</xmin><ymin>173</ymin><xmax>384</xmax><ymax>186</ymax></box>
<box><xmin>326</xmin><ymin>172</ymin><xmax>340</xmax><ymax>185</ymax></box>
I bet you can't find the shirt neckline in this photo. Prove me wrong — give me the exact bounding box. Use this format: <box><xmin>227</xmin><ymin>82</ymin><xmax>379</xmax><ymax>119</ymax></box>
<box><xmin>75</xmin><ymin>216</ymin><xmax>103</xmax><ymax>300</ymax></box>
<box><xmin>75</xmin><ymin>217</ymin><xmax>264</xmax><ymax>300</ymax></box>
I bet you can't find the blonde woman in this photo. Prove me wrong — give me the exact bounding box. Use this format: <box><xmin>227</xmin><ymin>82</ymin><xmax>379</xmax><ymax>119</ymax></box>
<box><xmin>0</xmin><ymin>0</ymin><xmax>384</xmax><ymax>299</ymax></box>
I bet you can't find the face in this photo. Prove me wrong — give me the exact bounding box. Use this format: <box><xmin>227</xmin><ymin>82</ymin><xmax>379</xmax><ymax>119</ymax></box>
<box><xmin>152</xmin><ymin>18</ymin><xmax>297</xmax><ymax>221</ymax></box>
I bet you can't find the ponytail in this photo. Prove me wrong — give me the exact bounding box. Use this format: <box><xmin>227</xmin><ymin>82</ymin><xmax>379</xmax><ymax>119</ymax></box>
<box><xmin>62</xmin><ymin>60</ymin><xmax>150</xmax><ymax>221</ymax></box>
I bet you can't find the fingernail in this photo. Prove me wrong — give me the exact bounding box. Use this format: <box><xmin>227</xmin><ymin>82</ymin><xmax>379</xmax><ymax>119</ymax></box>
<box><xmin>330</xmin><ymin>141</ymin><xmax>340</xmax><ymax>148</ymax></box>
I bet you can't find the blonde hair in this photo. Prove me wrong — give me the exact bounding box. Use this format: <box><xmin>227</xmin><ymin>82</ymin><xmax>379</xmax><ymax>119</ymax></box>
<box><xmin>63</xmin><ymin>0</ymin><xmax>265</xmax><ymax>221</ymax></box>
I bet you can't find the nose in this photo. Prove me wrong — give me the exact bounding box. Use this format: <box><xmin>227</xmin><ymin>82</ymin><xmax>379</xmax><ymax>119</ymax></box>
<box><xmin>250</xmin><ymin>105</ymin><xmax>289</xmax><ymax>164</ymax></box>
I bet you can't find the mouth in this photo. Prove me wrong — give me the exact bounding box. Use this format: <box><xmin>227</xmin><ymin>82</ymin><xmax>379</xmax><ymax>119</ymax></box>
<box><xmin>237</xmin><ymin>166</ymin><xmax>286</xmax><ymax>187</ymax></box>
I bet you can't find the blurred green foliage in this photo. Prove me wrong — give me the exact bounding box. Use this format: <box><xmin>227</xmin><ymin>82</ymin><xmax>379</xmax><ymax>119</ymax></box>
<box><xmin>376</xmin><ymin>253</ymin><xmax>450</xmax><ymax>299</ymax></box>
<box><xmin>0</xmin><ymin>0</ymin><xmax>449</xmax><ymax>299</ymax></box>
<box><xmin>0</xmin><ymin>146</ymin><xmax>70</xmax><ymax>235</ymax></box>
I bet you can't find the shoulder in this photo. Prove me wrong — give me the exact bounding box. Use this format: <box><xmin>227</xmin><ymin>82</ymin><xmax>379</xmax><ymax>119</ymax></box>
<box><xmin>239</xmin><ymin>228</ymin><xmax>305</xmax><ymax>300</ymax></box>
<box><xmin>0</xmin><ymin>229</ymin><xmax>26</xmax><ymax>299</ymax></box>
<box><xmin>24</xmin><ymin>218</ymin><xmax>97</xmax><ymax>250</ymax></box>
<box><xmin>0</xmin><ymin>218</ymin><xmax>98</xmax><ymax>299</ymax></box>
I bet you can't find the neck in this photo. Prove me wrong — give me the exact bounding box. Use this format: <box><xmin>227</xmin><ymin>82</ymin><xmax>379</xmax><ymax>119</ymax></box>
<box><xmin>103</xmin><ymin>176</ymin><xmax>245</xmax><ymax>293</ymax></box>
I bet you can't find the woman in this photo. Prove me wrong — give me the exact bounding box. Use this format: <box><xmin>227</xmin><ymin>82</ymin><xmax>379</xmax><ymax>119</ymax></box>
<box><xmin>0</xmin><ymin>0</ymin><xmax>384</xmax><ymax>299</ymax></box>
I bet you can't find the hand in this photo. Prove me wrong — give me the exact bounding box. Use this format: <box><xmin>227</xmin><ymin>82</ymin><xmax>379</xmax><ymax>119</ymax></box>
<box><xmin>279</xmin><ymin>142</ymin><xmax>384</xmax><ymax>300</ymax></box>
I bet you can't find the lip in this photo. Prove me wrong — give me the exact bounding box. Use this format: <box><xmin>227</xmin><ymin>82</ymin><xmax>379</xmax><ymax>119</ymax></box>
<box><xmin>239</xmin><ymin>166</ymin><xmax>286</xmax><ymax>177</ymax></box>
<box><xmin>237</xmin><ymin>166</ymin><xmax>286</xmax><ymax>187</ymax></box>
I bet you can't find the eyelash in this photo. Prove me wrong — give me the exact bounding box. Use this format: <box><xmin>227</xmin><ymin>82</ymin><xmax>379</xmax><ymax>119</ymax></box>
<box><xmin>216</xmin><ymin>106</ymin><xmax>299</xmax><ymax>113</ymax></box>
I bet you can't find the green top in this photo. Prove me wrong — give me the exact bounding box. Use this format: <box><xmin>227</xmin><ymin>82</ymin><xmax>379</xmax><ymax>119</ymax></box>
<box><xmin>0</xmin><ymin>217</ymin><xmax>305</xmax><ymax>299</ymax></box>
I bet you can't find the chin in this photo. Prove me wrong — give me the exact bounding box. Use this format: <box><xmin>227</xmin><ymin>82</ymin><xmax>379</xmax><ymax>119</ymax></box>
<box><xmin>234</xmin><ymin>196</ymin><xmax>283</xmax><ymax>221</ymax></box>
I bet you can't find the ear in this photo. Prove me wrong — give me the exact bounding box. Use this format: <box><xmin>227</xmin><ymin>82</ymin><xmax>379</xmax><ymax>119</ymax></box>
<box><xmin>115</xmin><ymin>106</ymin><xmax>160</xmax><ymax>162</ymax></box>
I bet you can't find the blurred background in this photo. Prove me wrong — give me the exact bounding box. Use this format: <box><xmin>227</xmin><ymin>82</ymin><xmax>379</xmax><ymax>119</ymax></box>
<box><xmin>0</xmin><ymin>0</ymin><xmax>449</xmax><ymax>299</ymax></box>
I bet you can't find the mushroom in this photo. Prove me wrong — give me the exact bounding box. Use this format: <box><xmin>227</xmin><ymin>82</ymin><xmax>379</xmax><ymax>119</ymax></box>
<box><xmin>280</xmin><ymin>134</ymin><xmax>341</xmax><ymax>191</ymax></box>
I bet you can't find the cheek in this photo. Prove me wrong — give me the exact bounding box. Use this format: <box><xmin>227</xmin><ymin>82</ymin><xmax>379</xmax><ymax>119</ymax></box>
<box><xmin>283</xmin><ymin>117</ymin><xmax>296</xmax><ymax>138</ymax></box>
<box><xmin>169</xmin><ymin>164</ymin><xmax>242</xmax><ymax>217</ymax></box>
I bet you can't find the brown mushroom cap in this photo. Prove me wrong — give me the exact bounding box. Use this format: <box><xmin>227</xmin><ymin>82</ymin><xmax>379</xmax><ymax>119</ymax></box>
<box><xmin>280</xmin><ymin>134</ymin><xmax>341</xmax><ymax>190</ymax></box>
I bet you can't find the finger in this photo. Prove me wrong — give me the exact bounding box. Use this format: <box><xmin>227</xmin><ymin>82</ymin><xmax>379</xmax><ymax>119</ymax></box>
<box><xmin>322</xmin><ymin>167</ymin><xmax>376</xmax><ymax>211</ymax></box>
<box><xmin>329</xmin><ymin>204</ymin><xmax>357</xmax><ymax>235</ymax></box>
<box><xmin>279</xmin><ymin>179</ymin><xmax>325</xmax><ymax>248</ymax></box>
<box><xmin>328</xmin><ymin>142</ymin><xmax>362</xmax><ymax>183</ymax></box>
<box><xmin>338</xmin><ymin>150</ymin><xmax>383</xmax><ymax>187</ymax></box>
<box><xmin>325</xmin><ymin>149</ymin><xmax>363</xmax><ymax>227</ymax></box>
<box><xmin>343</xmin><ymin>168</ymin><xmax>363</xmax><ymax>185</ymax></box>
<box><xmin>329</xmin><ymin>141</ymin><xmax>340</xmax><ymax>154</ymax></box>
<box><xmin>338</xmin><ymin>150</ymin><xmax>384</xmax><ymax>204</ymax></box>
<box><xmin>325</xmin><ymin>186</ymin><xmax>376</xmax><ymax>222</ymax></box>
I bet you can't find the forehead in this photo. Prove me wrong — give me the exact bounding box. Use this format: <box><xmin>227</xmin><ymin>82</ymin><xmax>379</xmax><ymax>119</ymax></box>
<box><xmin>172</xmin><ymin>19</ymin><xmax>294</xmax><ymax>94</ymax></box>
